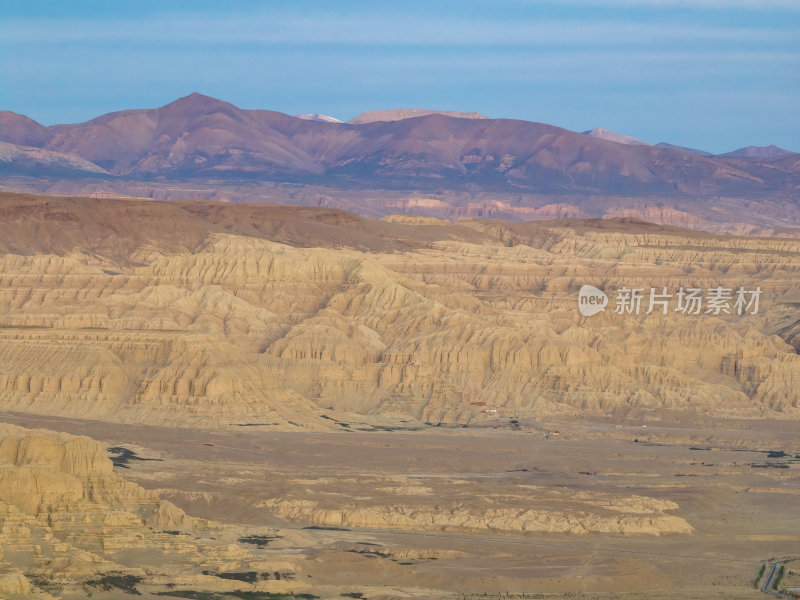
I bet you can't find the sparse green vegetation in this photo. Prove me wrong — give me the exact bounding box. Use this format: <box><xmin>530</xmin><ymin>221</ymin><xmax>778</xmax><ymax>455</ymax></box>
<box><xmin>753</xmin><ymin>564</ymin><xmax>765</xmax><ymax>588</ymax></box>
<box><xmin>774</xmin><ymin>564</ymin><xmax>785</xmax><ymax>590</ymax></box>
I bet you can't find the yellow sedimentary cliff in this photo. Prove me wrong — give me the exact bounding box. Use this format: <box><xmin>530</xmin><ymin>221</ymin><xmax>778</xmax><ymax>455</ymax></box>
<box><xmin>0</xmin><ymin>424</ymin><xmax>188</xmax><ymax>596</ymax></box>
<box><xmin>0</xmin><ymin>422</ymin><xmax>319</xmax><ymax>597</ymax></box>
<box><xmin>0</xmin><ymin>193</ymin><xmax>798</xmax><ymax>429</ymax></box>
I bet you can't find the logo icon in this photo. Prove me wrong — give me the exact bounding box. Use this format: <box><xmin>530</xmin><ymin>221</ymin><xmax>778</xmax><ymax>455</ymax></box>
<box><xmin>578</xmin><ymin>285</ymin><xmax>608</xmax><ymax>317</ymax></box>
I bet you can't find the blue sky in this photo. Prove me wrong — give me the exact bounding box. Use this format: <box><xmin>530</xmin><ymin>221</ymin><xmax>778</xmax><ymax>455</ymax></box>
<box><xmin>1</xmin><ymin>0</ymin><xmax>798</xmax><ymax>153</ymax></box>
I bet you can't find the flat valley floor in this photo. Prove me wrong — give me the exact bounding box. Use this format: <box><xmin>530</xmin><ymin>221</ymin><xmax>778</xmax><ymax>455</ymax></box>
<box><xmin>2</xmin><ymin>411</ymin><xmax>798</xmax><ymax>600</ymax></box>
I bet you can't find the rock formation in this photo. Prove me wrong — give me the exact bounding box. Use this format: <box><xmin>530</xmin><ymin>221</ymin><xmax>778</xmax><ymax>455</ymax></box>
<box><xmin>0</xmin><ymin>192</ymin><xmax>798</xmax><ymax>429</ymax></box>
<box><xmin>261</xmin><ymin>495</ymin><xmax>693</xmax><ymax>536</ymax></box>
<box><xmin>0</xmin><ymin>422</ymin><xmax>313</xmax><ymax>598</ymax></box>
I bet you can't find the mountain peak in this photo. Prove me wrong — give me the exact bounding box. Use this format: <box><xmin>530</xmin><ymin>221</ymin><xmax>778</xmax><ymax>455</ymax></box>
<box><xmin>161</xmin><ymin>93</ymin><xmax>239</xmax><ymax>114</ymax></box>
<box><xmin>719</xmin><ymin>145</ymin><xmax>793</xmax><ymax>159</ymax></box>
<box><xmin>0</xmin><ymin>111</ymin><xmax>50</xmax><ymax>146</ymax></box>
<box><xmin>583</xmin><ymin>127</ymin><xmax>650</xmax><ymax>146</ymax></box>
<box><xmin>348</xmin><ymin>109</ymin><xmax>487</xmax><ymax>124</ymax></box>
<box><xmin>295</xmin><ymin>113</ymin><xmax>343</xmax><ymax>123</ymax></box>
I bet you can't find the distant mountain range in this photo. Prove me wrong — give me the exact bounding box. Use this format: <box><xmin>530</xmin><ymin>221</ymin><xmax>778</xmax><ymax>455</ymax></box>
<box><xmin>718</xmin><ymin>145</ymin><xmax>794</xmax><ymax>159</ymax></box>
<box><xmin>0</xmin><ymin>93</ymin><xmax>797</xmax><ymax>232</ymax></box>
<box><xmin>586</xmin><ymin>131</ymin><xmax>793</xmax><ymax>160</ymax></box>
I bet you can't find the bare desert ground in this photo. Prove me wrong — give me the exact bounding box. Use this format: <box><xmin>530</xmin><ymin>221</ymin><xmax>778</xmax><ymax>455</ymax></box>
<box><xmin>1</xmin><ymin>412</ymin><xmax>798</xmax><ymax>599</ymax></box>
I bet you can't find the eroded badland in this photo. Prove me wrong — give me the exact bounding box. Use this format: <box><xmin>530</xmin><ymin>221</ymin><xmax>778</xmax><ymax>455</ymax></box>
<box><xmin>0</xmin><ymin>192</ymin><xmax>798</xmax><ymax>599</ymax></box>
